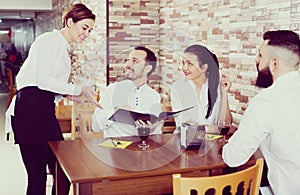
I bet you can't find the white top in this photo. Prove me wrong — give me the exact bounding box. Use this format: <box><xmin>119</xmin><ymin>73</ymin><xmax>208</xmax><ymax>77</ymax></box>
<box><xmin>222</xmin><ymin>71</ymin><xmax>300</xmax><ymax>195</ymax></box>
<box><xmin>170</xmin><ymin>79</ymin><xmax>221</xmax><ymax>130</ymax></box>
<box><xmin>5</xmin><ymin>29</ymin><xmax>82</xmax><ymax>133</ymax></box>
<box><xmin>16</xmin><ymin>29</ymin><xmax>81</xmax><ymax>95</ymax></box>
<box><xmin>92</xmin><ymin>80</ymin><xmax>162</xmax><ymax>138</ymax></box>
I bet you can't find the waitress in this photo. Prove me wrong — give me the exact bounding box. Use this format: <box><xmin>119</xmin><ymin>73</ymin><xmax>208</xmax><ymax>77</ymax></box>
<box><xmin>11</xmin><ymin>3</ymin><xmax>102</xmax><ymax>195</ymax></box>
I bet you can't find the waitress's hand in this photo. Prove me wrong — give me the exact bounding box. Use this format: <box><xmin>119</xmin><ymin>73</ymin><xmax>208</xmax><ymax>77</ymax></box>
<box><xmin>65</xmin><ymin>95</ymin><xmax>83</xmax><ymax>103</ymax></box>
<box><xmin>81</xmin><ymin>86</ymin><xmax>103</xmax><ymax>109</ymax></box>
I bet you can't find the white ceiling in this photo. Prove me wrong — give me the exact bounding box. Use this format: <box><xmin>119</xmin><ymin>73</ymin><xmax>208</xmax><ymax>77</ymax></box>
<box><xmin>0</xmin><ymin>0</ymin><xmax>52</xmax><ymax>29</ymax></box>
<box><xmin>0</xmin><ymin>0</ymin><xmax>52</xmax><ymax>11</ymax></box>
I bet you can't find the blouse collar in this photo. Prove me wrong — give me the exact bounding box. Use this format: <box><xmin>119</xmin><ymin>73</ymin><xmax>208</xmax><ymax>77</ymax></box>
<box><xmin>187</xmin><ymin>79</ymin><xmax>209</xmax><ymax>107</ymax></box>
<box><xmin>53</xmin><ymin>29</ymin><xmax>70</xmax><ymax>51</ymax></box>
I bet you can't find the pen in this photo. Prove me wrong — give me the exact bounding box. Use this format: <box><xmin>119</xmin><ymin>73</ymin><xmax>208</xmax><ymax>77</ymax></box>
<box><xmin>110</xmin><ymin>139</ymin><xmax>117</xmax><ymax>147</ymax></box>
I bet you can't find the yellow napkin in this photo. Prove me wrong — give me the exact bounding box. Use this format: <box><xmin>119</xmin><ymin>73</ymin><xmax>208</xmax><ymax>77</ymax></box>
<box><xmin>205</xmin><ymin>134</ymin><xmax>223</xmax><ymax>141</ymax></box>
<box><xmin>98</xmin><ymin>139</ymin><xmax>132</xmax><ymax>149</ymax></box>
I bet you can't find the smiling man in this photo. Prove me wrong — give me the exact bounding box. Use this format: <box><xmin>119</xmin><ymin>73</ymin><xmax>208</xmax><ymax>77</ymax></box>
<box><xmin>222</xmin><ymin>30</ymin><xmax>300</xmax><ymax>195</ymax></box>
<box><xmin>92</xmin><ymin>46</ymin><xmax>162</xmax><ymax>137</ymax></box>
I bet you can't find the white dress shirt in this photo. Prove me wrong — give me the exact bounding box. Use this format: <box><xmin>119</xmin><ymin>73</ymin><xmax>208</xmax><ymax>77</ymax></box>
<box><xmin>171</xmin><ymin>79</ymin><xmax>221</xmax><ymax>130</ymax></box>
<box><xmin>92</xmin><ymin>80</ymin><xmax>162</xmax><ymax>138</ymax></box>
<box><xmin>16</xmin><ymin>29</ymin><xmax>81</xmax><ymax>95</ymax></box>
<box><xmin>222</xmin><ymin>71</ymin><xmax>300</xmax><ymax>195</ymax></box>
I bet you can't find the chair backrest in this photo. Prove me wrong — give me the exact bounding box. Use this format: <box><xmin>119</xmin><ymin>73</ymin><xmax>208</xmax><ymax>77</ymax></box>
<box><xmin>173</xmin><ymin>158</ymin><xmax>264</xmax><ymax>195</ymax></box>
<box><xmin>76</xmin><ymin>107</ymin><xmax>103</xmax><ymax>139</ymax></box>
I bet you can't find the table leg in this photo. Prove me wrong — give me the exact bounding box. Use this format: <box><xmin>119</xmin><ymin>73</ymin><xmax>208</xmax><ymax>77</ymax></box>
<box><xmin>55</xmin><ymin>161</ymin><xmax>71</xmax><ymax>195</ymax></box>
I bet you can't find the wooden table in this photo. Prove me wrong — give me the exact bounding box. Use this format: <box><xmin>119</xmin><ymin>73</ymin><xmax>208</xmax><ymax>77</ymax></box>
<box><xmin>49</xmin><ymin>134</ymin><xmax>262</xmax><ymax>195</ymax></box>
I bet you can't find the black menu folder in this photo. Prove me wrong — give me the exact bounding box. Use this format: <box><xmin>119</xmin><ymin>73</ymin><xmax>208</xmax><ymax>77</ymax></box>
<box><xmin>108</xmin><ymin>106</ymin><xmax>194</xmax><ymax>125</ymax></box>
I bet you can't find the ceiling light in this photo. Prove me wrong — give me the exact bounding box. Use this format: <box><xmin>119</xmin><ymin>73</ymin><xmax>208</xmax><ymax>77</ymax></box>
<box><xmin>0</xmin><ymin>30</ymin><xmax>9</xmax><ymax>34</ymax></box>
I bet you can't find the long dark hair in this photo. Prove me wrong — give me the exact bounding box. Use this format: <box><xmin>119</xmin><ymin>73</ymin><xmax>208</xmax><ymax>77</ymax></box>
<box><xmin>184</xmin><ymin>44</ymin><xmax>220</xmax><ymax>119</ymax></box>
<box><xmin>62</xmin><ymin>3</ymin><xmax>96</xmax><ymax>28</ymax></box>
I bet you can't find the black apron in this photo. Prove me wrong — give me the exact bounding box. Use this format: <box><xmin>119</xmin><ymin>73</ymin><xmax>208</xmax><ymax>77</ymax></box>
<box><xmin>12</xmin><ymin>86</ymin><xmax>64</xmax><ymax>144</ymax></box>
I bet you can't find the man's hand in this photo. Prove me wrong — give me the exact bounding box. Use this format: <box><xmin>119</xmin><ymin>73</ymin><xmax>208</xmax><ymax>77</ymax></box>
<box><xmin>135</xmin><ymin>119</ymin><xmax>163</xmax><ymax>133</ymax></box>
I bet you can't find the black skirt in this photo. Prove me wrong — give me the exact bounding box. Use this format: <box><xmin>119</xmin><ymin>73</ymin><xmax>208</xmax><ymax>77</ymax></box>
<box><xmin>12</xmin><ymin>86</ymin><xmax>64</xmax><ymax>144</ymax></box>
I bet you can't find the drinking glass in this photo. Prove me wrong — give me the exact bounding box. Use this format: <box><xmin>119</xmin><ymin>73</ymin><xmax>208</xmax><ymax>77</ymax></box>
<box><xmin>217</xmin><ymin>121</ymin><xmax>231</xmax><ymax>142</ymax></box>
<box><xmin>137</xmin><ymin>127</ymin><xmax>150</xmax><ymax>150</ymax></box>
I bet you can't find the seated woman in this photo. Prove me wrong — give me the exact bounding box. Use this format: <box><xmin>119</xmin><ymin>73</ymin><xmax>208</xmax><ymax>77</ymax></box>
<box><xmin>171</xmin><ymin>44</ymin><xmax>232</xmax><ymax>132</ymax></box>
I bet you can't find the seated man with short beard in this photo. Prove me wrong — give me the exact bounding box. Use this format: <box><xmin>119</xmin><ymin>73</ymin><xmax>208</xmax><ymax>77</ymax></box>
<box><xmin>92</xmin><ymin>46</ymin><xmax>162</xmax><ymax>138</ymax></box>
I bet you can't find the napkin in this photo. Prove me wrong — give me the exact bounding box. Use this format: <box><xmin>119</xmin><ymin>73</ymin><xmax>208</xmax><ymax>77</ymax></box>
<box><xmin>98</xmin><ymin>139</ymin><xmax>132</xmax><ymax>149</ymax></box>
<box><xmin>205</xmin><ymin>134</ymin><xmax>223</xmax><ymax>141</ymax></box>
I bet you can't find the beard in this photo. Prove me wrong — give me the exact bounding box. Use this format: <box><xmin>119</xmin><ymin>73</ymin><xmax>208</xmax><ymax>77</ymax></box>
<box><xmin>125</xmin><ymin>68</ymin><xmax>144</xmax><ymax>81</ymax></box>
<box><xmin>125</xmin><ymin>69</ymin><xmax>133</xmax><ymax>80</ymax></box>
<box><xmin>255</xmin><ymin>63</ymin><xmax>273</xmax><ymax>88</ymax></box>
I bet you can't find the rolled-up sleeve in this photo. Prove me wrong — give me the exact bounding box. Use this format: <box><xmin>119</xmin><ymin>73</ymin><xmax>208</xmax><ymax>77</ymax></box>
<box><xmin>222</xmin><ymin>99</ymin><xmax>271</xmax><ymax>167</ymax></box>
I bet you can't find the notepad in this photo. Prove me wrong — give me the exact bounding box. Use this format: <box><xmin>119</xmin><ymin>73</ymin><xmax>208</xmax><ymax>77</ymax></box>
<box><xmin>98</xmin><ymin>139</ymin><xmax>133</xmax><ymax>149</ymax></box>
<box><xmin>205</xmin><ymin>134</ymin><xmax>223</xmax><ymax>141</ymax></box>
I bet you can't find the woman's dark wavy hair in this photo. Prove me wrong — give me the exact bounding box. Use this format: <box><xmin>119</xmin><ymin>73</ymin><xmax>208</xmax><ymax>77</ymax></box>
<box><xmin>62</xmin><ymin>3</ymin><xmax>96</xmax><ymax>28</ymax></box>
<box><xmin>184</xmin><ymin>44</ymin><xmax>220</xmax><ymax>119</ymax></box>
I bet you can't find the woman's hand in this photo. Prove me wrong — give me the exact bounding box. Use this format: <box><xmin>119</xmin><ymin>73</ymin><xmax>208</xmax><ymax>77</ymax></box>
<box><xmin>81</xmin><ymin>86</ymin><xmax>103</xmax><ymax>109</ymax></box>
<box><xmin>220</xmin><ymin>74</ymin><xmax>231</xmax><ymax>94</ymax></box>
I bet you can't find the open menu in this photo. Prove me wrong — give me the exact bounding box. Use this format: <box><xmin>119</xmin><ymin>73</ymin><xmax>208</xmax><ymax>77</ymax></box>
<box><xmin>108</xmin><ymin>106</ymin><xmax>194</xmax><ymax>125</ymax></box>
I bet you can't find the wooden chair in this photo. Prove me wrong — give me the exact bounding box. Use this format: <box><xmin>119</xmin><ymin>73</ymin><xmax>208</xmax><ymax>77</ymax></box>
<box><xmin>0</xmin><ymin>60</ymin><xmax>19</xmax><ymax>108</ymax></box>
<box><xmin>55</xmin><ymin>98</ymin><xmax>73</xmax><ymax>139</ymax></box>
<box><xmin>77</xmin><ymin>108</ymin><xmax>103</xmax><ymax>139</ymax></box>
<box><xmin>161</xmin><ymin>100</ymin><xmax>176</xmax><ymax>133</ymax></box>
<box><xmin>172</xmin><ymin>158</ymin><xmax>264</xmax><ymax>195</ymax></box>
<box><xmin>4</xmin><ymin>63</ymin><xmax>18</xmax><ymax>141</ymax></box>
<box><xmin>55</xmin><ymin>94</ymin><xmax>101</xmax><ymax>140</ymax></box>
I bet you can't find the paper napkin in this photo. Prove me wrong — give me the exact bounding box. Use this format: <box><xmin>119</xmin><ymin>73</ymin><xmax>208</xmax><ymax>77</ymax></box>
<box><xmin>205</xmin><ymin>134</ymin><xmax>223</xmax><ymax>141</ymax></box>
<box><xmin>98</xmin><ymin>139</ymin><xmax>132</xmax><ymax>149</ymax></box>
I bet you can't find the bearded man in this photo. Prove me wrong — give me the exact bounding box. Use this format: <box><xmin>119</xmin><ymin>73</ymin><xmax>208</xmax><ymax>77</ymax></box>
<box><xmin>222</xmin><ymin>30</ymin><xmax>300</xmax><ymax>195</ymax></box>
<box><xmin>92</xmin><ymin>46</ymin><xmax>162</xmax><ymax>138</ymax></box>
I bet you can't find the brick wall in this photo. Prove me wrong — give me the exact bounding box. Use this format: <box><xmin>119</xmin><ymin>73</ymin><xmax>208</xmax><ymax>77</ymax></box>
<box><xmin>35</xmin><ymin>0</ymin><xmax>300</xmax><ymax>126</ymax></box>
<box><xmin>108</xmin><ymin>0</ymin><xmax>300</xmax><ymax>125</ymax></box>
<box><xmin>108</xmin><ymin>0</ymin><xmax>160</xmax><ymax>83</ymax></box>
